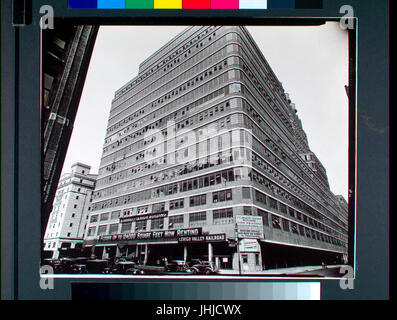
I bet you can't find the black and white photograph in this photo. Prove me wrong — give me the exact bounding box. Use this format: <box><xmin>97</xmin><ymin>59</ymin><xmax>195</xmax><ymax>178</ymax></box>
<box><xmin>41</xmin><ymin>23</ymin><xmax>351</xmax><ymax>277</ymax></box>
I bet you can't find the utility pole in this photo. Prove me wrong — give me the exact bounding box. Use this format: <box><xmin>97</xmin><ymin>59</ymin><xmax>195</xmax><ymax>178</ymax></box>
<box><xmin>235</xmin><ymin>223</ymin><xmax>241</xmax><ymax>275</ymax></box>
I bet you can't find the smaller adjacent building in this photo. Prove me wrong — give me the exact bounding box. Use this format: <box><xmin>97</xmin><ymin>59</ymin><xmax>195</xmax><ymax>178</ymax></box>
<box><xmin>43</xmin><ymin>163</ymin><xmax>97</xmax><ymax>259</ymax></box>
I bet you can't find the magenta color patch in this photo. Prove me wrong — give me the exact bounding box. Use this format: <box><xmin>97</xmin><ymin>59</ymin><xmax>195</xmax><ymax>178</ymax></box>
<box><xmin>211</xmin><ymin>0</ymin><xmax>239</xmax><ymax>9</ymax></box>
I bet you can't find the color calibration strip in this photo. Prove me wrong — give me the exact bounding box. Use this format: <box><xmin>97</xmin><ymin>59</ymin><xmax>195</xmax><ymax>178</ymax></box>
<box><xmin>69</xmin><ymin>0</ymin><xmax>322</xmax><ymax>9</ymax></box>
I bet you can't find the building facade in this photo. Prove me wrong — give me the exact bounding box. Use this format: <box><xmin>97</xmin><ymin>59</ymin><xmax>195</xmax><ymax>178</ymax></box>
<box><xmin>83</xmin><ymin>26</ymin><xmax>348</xmax><ymax>273</ymax></box>
<box><xmin>42</xmin><ymin>24</ymin><xmax>99</xmax><ymax>250</ymax></box>
<box><xmin>44</xmin><ymin>163</ymin><xmax>97</xmax><ymax>259</ymax></box>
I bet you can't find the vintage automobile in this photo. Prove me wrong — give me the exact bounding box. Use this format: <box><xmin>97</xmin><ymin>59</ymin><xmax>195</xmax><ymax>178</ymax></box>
<box><xmin>166</xmin><ymin>260</ymin><xmax>193</xmax><ymax>274</ymax></box>
<box><xmin>85</xmin><ymin>259</ymin><xmax>110</xmax><ymax>274</ymax></box>
<box><xmin>103</xmin><ymin>260</ymin><xmax>138</xmax><ymax>274</ymax></box>
<box><xmin>69</xmin><ymin>264</ymin><xmax>88</xmax><ymax>274</ymax></box>
<box><xmin>189</xmin><ymin>261</ymin><xmax>219</xmax><ymax>275</ymax></box>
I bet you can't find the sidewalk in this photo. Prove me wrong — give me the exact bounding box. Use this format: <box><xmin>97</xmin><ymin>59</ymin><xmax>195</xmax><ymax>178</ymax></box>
<box><xmin>217</xmin><ymin>265</ymin><xmax>343</xmax><ymax>276</ymax></box>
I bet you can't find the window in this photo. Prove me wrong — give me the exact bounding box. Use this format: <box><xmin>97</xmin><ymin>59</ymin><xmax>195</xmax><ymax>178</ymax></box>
<box><xmin>67</xmin><ymin>233</ymin><xmax>71</xmax><ymax>237</ymax></box>
<box><xmin>104</xmin><ymin>223</ymin><xmax>116</xmax><ymax>235</ymax></box>
<box><xmin>255</xmin><ymin>190</ymin><xmax>266</xmax><ymax>204</ymax></box>
<box><xmin>111</xmin><ymin>210</ymin><xmax>121</xmax><ymax>219</ymax></box>
<box><xmin>137</xmin><ymin>206</ymin><xmax>149</xmax><ymax>214</ymax></box>
<box><xmin>190</xmin><ymin>194</ymin><xmax>207</xmax><ymax>207</ymax></box>
<box><xmin>87</xmin><ymin>227</ymin><xmax>96</xmax><ymax>236</ymax></box>
<box><xmin>258</xmin><ymin>209</ymin><xmax>269</xmax><ymax>226</ymax></box>
<box><xmin>255</xmin><ymin>253</ymin><xmax>260</xmax><ymax>266</ymax></box>
<box><xmin>212</xmin><ymin>189</ymin><xmax>232</xmax><ymax>203</ymax></box>
<box><xmin>189</xmin><ymin>211</ymin><xmax>207</xmax><ymax>226</ymax></box>
<box><xmin>135</xmin><ymin>220</ymin><xmax>147</xmax><ymax>231</ymax></box>
<box><xmin>151</xmin><ymin>218</ymin><xmax>164</xmax><ymax>230</ymax></box>
<box><xmin>121</xmin><ymin>222</ymin><xmax>132</xmax><ymax>233</ymax></box>
<box><xmin>169</xmin><ymin>215</ymin><xmax>184</xmax><ymax>228</ymax></box>
<box><xmin>291</xmin><ymin>222</ymin><xmax>299</xmax><ymax>234</ymax></box>
<box><xmin>243</xmin><ymin>206</ymin><xmax>253</xmax><ymax>215</ymax></box>
<box><xmin>152</xmin><ymin>202</ymin><xmax>165</xmax><ymax>213</ymax></box>
<box><xmin>213</xmin><ymin>208</ymin><xmax>233</xmax><ymax>224</ymax></box>
<box><xmin>100</xmin><ymin>213</ymin><xmax>109</xmax><ymax>221</ymax></box>
<box><xmin>71</xmin><ymin>213</ymin><xmax>75</xmax><ymax>218</ymax></box>
<box><xmin>299</xmin><ymin>225</ymin><xmax>305</xmax><ymax>236</ymax></box>
<box><xmin>69</xmin><ymin>223</ymin><xmax>73</xmax><ymax>227</ymax></box>
<box><xmin>272</xmin><ymin>215</ymin><xmax>281</xmax><ymax>229</ymax></box>
<box><xmin>279</xmin><ymin>203</ymin><xmax>287</xmax><ymax>214</ymax></box>
<box><xmin>282</xmin><ymin>219</ymin><xmax>290</xmax><ymax>232</ymax></box>
<box><xmin>288</xmin><ymin>207</ymin><xmax>295</xmax><ymax>218</ymax></box>
<box><xmin>76</xmin><ymin>195</ymin><xmax>79</xmax><ymax>200</ymax></box>
<box><xmin>242</xmin><ymin>187</ymin><xmax>251</xmax><ymax>199</ymax></box>
<box><xmin>73</xmin><ymin>204</ymin><xmax>78</xmax><ymax>209</ymax></box>
<box><xmin>169</xmin><ymin>198</ymin><xmax>184</xmax><ymax>210</ymax></box>
<box><xmin>268</xmin><ymin>197</ymin><xmax>278</xmax><ymax>210</ymax></box>
<box><xmin>97</xmin><ymin>225</ymin><xmax>107</xmax><ymax>236</ymax></box>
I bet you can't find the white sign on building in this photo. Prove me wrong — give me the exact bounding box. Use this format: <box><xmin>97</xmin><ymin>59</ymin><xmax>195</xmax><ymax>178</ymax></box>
<box><xmin>236</xmin><ymin>215</ymin><xmax>264</xmax><ymax>239</ymax></box>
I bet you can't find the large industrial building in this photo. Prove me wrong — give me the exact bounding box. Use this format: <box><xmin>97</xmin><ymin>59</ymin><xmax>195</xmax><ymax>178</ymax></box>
<box><xmin>83</xmin><ymin>26</ymin><xmax>348</xmax><ymax>273</ymax></box>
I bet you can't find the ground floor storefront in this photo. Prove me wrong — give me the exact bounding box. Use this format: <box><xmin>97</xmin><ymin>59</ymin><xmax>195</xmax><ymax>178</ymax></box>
<box><xmin>83</xmin><ymin>237</ymin><xmax>346</xmax><ymax>274</ymax></box>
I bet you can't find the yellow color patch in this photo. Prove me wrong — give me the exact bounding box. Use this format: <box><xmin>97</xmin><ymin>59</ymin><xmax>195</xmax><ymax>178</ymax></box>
<box><xmin>154</xmin><ymin>0</ymin><xmax>182</xmax><ymax>8</ymax></box>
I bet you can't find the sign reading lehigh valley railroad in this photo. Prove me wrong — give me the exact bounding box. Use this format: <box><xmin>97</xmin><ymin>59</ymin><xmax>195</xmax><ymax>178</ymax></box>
<box><xmin>236</xmin><ymin>215</ymin><xmax>264</xmax><ymax>239</ymax></box>
<box><xmin>178</xmin><ymin>233</ymin><xmax>226</xmax><ymax>243</ymax></box>
<box><xmin>98</xmin><ymin>227</ymin><xmax>201</xmax><ymax>242</ymax></box>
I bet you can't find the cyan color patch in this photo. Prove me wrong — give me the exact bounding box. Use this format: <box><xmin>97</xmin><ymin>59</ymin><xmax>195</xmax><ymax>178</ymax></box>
<box><xmin>239</xmin><ymin>0</ymin><xmax>267</xmax><ymax>9</ymax></box>
<box><xmin>98</xmin><ymin>0</ymin><xmax>126</xmax><ymax>8</ymax></box>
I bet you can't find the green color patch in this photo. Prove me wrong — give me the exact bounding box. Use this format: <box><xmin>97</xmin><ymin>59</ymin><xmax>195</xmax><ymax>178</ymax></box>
<box><xmin>126</xmin><ymin>0</ymin><xmax>154</xmax><ymax>9</ymax></box>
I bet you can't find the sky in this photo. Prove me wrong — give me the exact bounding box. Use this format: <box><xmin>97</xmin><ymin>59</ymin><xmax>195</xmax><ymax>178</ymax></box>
<box><xmin>61</xmin><ymin>23</ymin><xmax>349</xmax><ymax>199</ymax></box>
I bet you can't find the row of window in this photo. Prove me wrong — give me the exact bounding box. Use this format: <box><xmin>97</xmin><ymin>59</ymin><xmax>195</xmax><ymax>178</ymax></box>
<box><xmin>88</xmin><ymin>207</ymin><xmax>235</xmax><ymax>237</ymax></box>
<box><xmin>99</xmin><ymin>100</ymin><xmax>235</xmax><ymax>184</ymax></box>
<box><xmin>100</xmin><ymin>86</ymin><xmax>232</xmax><ymax>171</ymax></box>
<box><xmin>261</xmin><ymin>211</ymin><xmax>345</xmax><ymax>247</ymax></box>
<box><xmin>255</xmin><ymin>189</ymin><xmax>331</xmax><ymax>235</ymax></box>
<box><xmin>93</xmin><ymin>167</ymin><xmax>251</xmax><ymax>212</ymax></box>
<box><xmin>102</xmin><ymin>71</ymin><xmax>231</xmax><ymax>160</ymax></box>
<box><xmin>105</xmin><ymin>56</ymin><xmax>230</xmax><ymax>150</ymax></box>
<box><xmin>250</xmin><ymin>168</ymin><xmax>344</xmax><ymax>239</ymax></box>
<box><xmin>109</xmin><ymin>28</ymin><xmax>225</xmax><ymax>127</ymax></box>
<box><xmin>243</xmin><ymin>98</ymin><xmax>335</xmax><ymax>214</ymax></box>
<box><xmin>246</xmin><ymin>110</ymin><xmax>345</xmax><ymax>228</ymax></box>
<box><xmin>91</xmin><ymin>187</ymin><xmax>236</xmax><ymax>223</ymax></box>
<box><xmin>113</xmin><ymin>26</ymin><xmax>218</xmax><ymax>101</ymax></box>
<box><xmin>95</xmin><ymin>136</ymin><xmax>248</xmax><ymax>199</ymax></box>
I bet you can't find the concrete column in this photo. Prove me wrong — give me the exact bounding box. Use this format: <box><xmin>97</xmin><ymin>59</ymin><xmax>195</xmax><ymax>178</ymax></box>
<box><xmin>208</xmin><ymin>243</ymin><xmax>213</xmax><ymax>262</ymax></box>
<box><xmin>143</xmin><ymin>244</ymin><xmax>148</xmax><ymax>265</ymax></box>
<box><xmin>116</xmin><ymin>246</ymin><xmax>121</xmax><ymax>258</ymax></box>
<box><xmin>183</xmin><ymin>245</ymin><xmax>188</xmax><ymax>262</ymax></box>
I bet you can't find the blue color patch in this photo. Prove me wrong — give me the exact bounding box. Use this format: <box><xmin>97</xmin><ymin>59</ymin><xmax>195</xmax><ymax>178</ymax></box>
<box><xmin>69</xmin><ymin>0</ymin><xmax>98</xmax><ymax>8</ymax></box>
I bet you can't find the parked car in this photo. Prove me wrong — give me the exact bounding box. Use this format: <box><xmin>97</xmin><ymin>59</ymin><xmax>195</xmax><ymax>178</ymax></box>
<box><xmin>69</xmin><ymin>264</ymin><xmax>88</xmax><ymax>274</ymax></box>
<box><xmin>166</xmin><ymin>260</ymin><xmax>193</xmax><ymax>274</ymax></box>
<box><xmin>190</xmin><ymin>261</ymin><xmax>218</xmax><ymax>275</ymax></box>
<box><xmin>103</xmin><ymin>261</ymin><xmax>137</xmax><ymax>274</ymax></box>
<box><xmin>85</xmin><ymin>259</ymin><xmax>110</xmax><ymax>274</ymax></box>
